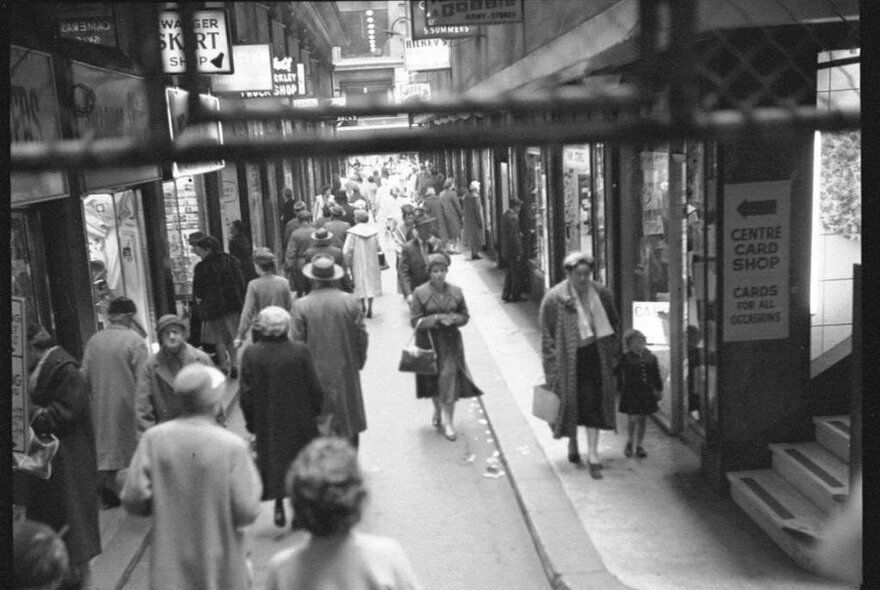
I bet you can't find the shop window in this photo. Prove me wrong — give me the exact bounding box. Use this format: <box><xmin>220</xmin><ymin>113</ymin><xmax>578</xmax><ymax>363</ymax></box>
<box><xmin>11</xmin><ymin>212</ymin><xmax>53</xmax><ymax>336</ymax></box>
<box><xmin>524</xmin><ymin>147</ymin><xmax>549</xmax><ymax>285</ymax></box>
<box><xmin>163</xmin><ymin>176</ymin><xmax>206</xmax><ymax>308</ymax></box>
<box><xmin>82</xmin><ymin>190</ymin><xmax>153</xmax><ymax>340</ymax></box>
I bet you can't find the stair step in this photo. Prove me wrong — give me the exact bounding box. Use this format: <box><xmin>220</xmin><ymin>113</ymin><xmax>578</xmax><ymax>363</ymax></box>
<box><xmin>770</xmin><ymin>442</ymin><xmax>849</xmax><ymax>514</ymax></box>
<box><xmin>813</xmin><ymin>415</ymin><xmax>850</xmax><ymax>462</ymax></box>
<box><xmin>727</xmin><ymin>469</ymin><xmax>827</xmax><ymax>573</ymax></box>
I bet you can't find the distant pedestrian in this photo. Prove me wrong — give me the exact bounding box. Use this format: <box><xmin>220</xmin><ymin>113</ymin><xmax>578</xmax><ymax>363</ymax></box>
<box><xmin>285</xmin><ymin>209</ymin><xmax>316</xmax><ymax>298</ymax></box>
<box><xmin>324</xmin><ymin>205</ymin><xmax>352</xmax><ymax>249</ymax></box>
<box><xmin>410</xmin><ymin>254</ymin><xmax>483</xmax><ymax>441</ymax></box>
<box><xmin>312</xmin><ymin>184</ymin><xmax>334</xmax><ymax>224</ymax></box>
<box><xmin>539</xmin><ymin>252</ymin><xmax>620</xmax><ymax>480</ymax></box>
<box><xmin>392</xmin><ymin>204</ymin><xmax>417</xmax><ymax>296</ymax></box>
<box><xmin>283</xmin><ymin>201</ymin><xmax>309</xmax><ymax>247</ymax></box>
<box><xmin>240</xmin><ymin>306</ymin><xmax>324</xmax><ymax>528</ymax></box>
<box><xmin>343</xmin><ymin>210</ymin><xmax>384</xmax><ymax>318</ymax></box>
<box><xmin>264</xmin><ymin>437</ymin><xmax>423</xmax><ymax>590</ymax></box>
<box><xmin>192</xmin><ymin>235</ymin><xmax>246</xmax><ymax>376</ymax></box>
<box><xmin>616</xmin><ymin>329</ymin><xmax>662</xmax><ymax>458</ymax></box>
<box><xmin>461</xmin><ymin>180</ymin><xmax>485</xmax><ymax>259</ymax></box>
<box><xmin>23</xmin><ymin>326</ymin><xmax>101</xmax><ymax>590</ymax></box>
<box><xmin>122</xmin><ymin>364</ymin><xmax>262</xmax><ymax>590</ymax></box>
<box><xmin>280</xmin><ymin>186</ymin><xmax>297</xmax><ymax>227</ymax></box>
<box><xmin>421</xmin><ymin>187</ymin><xmax>443</xmax><ymax>238</ymax></box>
<box><xmin>500</xmin><ymin>198</ymin><xmax>528</xmax><ymax>302</ymax></box>
<box><xmin>437</xmin><ymin>178</ymin><xmax>463</xmax><ymax>253</ymax></box>
<box><xmin>228</xmin><ymin>220</ymin><xmax>258</xmax><ymax>283</ymax></box>
<box><xmin>292</xmin><ymin>254</ymin><xmax>369</xmax><ymax>448</ymax></box>
<box><xmin>12</xmin><ymin>519</ymin><xmax>70</xmax><ymax>590</ymax></box>
<box><xmin>234</xmin><ymin>248</ymin><xmax>293</xmax><ymax>350</ymax></box>
<box><xmin>304</xmin><ymin>227</ymin><xmax>352</xmax><ymax>293</ymax></box>
<box><xmin>398</xmin><ymin>209</ymin><xmax>443</xmax><ymax>302</ymax></box>
<box><xmin>135</xmin><ymin>314</ymin><xmax>214</xmax><ymax>433</ymax></box>
<box><xmin>81</xmin><ymin>297</ymin><xmax>149</xmax><ymax>509</ymax></box>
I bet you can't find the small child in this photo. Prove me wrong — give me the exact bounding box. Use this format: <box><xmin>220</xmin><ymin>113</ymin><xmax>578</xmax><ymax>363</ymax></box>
<box><xmin>616</xmin><ymin>329</ymin><xmax>663</xmax><ymax>458</ymax></box>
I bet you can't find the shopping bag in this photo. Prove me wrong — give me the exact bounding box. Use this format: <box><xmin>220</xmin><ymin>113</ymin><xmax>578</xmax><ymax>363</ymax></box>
<box><xmin>532</xmin><ymin>384</ymin><xmax>560</xmax><ymax>424</ymax></box>
<box><xmin>398</xmin><ymin>329</ymin><xmax>438</xmax><ymax>375</ymax></box>
<box><xmin>17</xmin><ymin>427</ymin><xmax>60</xmax><ymax>480</ymax></box>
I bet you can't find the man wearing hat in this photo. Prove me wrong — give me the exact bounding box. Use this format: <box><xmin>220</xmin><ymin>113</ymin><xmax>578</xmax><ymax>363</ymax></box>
<box><xmin>399</xmin><ymin>209</ymin><xmax>444</xmax><ymax>301</ymax></box>
<box><xmin>324</xmin><ymin>205</ymin><xmax>352</xmax><ymax>249</ymax></box>
<box><xmin>292</xmin><ymin>254</ymin><xmax>369</xmax><ymax>449</ymax></box>
<box><xmin>234</xmin><ymin>248</ymin><xmax>293</xmax><ymax>350</ymax></box>
<box><xmin>283</xmin><ymin>200</ymin><xmax>309</xmax><ymax>246</ymax></box>
<box><xmin>122</xmin><ymin>364</ymin><xmax>262</xmax><ymax>590</ymax></box>
<box><xmin>81</xmin><ymin>297</ymin><xmax>150</xmax><ymax>508</ymax></box>
<box><xmin>284</xmin><ymin>208</ymin><xmax>317</xmax><ymax>298</ymax></box>
<box><xmin>135</xmin><ymin>314</ymin><xmax>215</xmax><ymax>434</ymax></box>
<box><xmin>304</xmin><ymin>227</ymin><xmax>352</xmax><ymax>292</ymax></box>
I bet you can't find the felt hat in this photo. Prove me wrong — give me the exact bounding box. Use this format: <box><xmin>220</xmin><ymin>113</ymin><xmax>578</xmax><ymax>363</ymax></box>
<box><xmin>293</xmin><ymin>201</ymin><xmax>307</xmax><ymax>211</ymax></box>
<box><xmin>330</xmin><ymin>205</ymin><xmax>345</xmax><ymax>217</ymax></box>
<box><xmin>108</xmin><ymin>297</ymin><xmax>137</xmax><ymax>315</ymax></box>
<box><xmin>310</xmin><ymin>228</ymin><xmax>334</xmax><ymax>244</ymax></box>
<box><xmin>302</xmin><ymin>253</ymin><xmax>344</xmax><ymax>281</ymax></box>
<box><xmin>252</xmin><ymin>247</ymin><xmax>276</xmax><ymax>265</ymax></box>
<box><xmin>156</xmin><ymin>314</ymin><xmax>187</xmax><ymax>336</ymax></box>
<box><xmin>257</xmin><ymin>306</ymin><xmax>291</xmax><ymax>338</ymax></box>
<box><xmin>173</xmin><ymin>364</ymin><xmax>226</xmax><ymax>410</ymax></box>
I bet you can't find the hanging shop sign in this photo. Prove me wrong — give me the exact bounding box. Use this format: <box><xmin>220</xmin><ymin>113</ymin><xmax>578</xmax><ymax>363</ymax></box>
<box><xmin>395</xmin><ymin>82</ymin><xmax>432</xmax><ymax>103</ymax></box>
<box><xmin>425</xmin><ymin>0</ymin><xmax>524</xmax><ymax>26</ymax></box>
<box><xmin>71</xmin><ymin>61</ymin><xmax>160</xmax><ymax>190</ymax></box>
<box><xmin>405</xmin><ymin>39</ymin><xmax>451</xmax><ymax>71</ymax></box>
<box><xmin>10</xmin><ymin>46</ymin><xmax>69</xmax><ymax>206</ymax></box>
<box><xmin>58</xmin><ymin>16</ymin><xmax>117</xmax><ymax>46</ymax></box>
<box><xmin>235</xmin><ymin>55</ymin><xmax>307</xmax><ymax>99</ymax></box>
<box><xmin>166</xmin><ymin>87</ymin><xmax>225</xmax><ymax>177</ymax></box>
<box><xmin>722</xmin><ymin>180</ymin><xmax>791</xmax><ymax>342</ymax></box>
<box><xmin>159</xmin><ymin>9</ymin><xmax>233</xmax><ymax>74</ymax></box>
<box><xmin>410</xmin><ymin>0</ymin><xmax>476</xmax><ymax>39</ymax></box>
<box><xmin>212</xmin><ymin>44</ymin><xmax>272</xmax><ymax>94</ymax></box>
<box><xmin>11</xmin><ymin>297</ymin><xmax>29</xmax><ymax>460</ymax></box>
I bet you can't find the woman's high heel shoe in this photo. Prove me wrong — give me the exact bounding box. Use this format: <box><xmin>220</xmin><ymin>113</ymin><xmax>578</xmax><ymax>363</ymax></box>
<box><xmin>274</xmin><ymin>503</ymin><xmax>286</xmax><ymax>528</ymax></box>
<box><xmin>443</xmin><ymin>425</ymin><xmax>457</xmax><ymax>441</ymax></box>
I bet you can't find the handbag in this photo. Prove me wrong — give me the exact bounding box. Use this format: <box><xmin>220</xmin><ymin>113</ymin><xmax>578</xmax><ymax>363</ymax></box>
<box><xmin>532</xmin><ymin>383</ymin><xmax>560</xmax><ymax>424</ymax></box>
<box><xmin>398</xmin><ymin>329</ymin><xmax>438</xmax><ymax>375</ymax></box>
<box><xmin>17</xmin><ymin>426</ymin><xmax>60</xmax><ymax>480</ymax></box>
<box><xmin>378</xmin><ymin>251</ymin><xmax>389</xmax><ymax>270</ymax></box>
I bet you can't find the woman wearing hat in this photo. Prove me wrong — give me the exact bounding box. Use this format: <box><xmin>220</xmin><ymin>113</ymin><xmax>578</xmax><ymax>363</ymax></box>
<box><xmin>234</xmin><ymin>248</ymin><xmax>293</xmax><ymax>351</ymax></box>
<box><xmin>410</xmin><ymin>253</ymin><xmax>483</xmax><ymax>441</ymax></box>
<box><xmin>343</xmin><ymin>210</ymin><xmax>384</xmax><ymax>318</ymax></box>
<box><xmin>239</xmin><ymin>306</ymin><xmax>324</xmax><ymax>528</ymax></box>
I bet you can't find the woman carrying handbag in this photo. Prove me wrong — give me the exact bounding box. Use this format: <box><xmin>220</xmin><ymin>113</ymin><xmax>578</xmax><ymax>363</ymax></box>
<box><xmin>408</xmin><ymin>253</ymin><xmax>483</xmax><ymax>441</ymax></box>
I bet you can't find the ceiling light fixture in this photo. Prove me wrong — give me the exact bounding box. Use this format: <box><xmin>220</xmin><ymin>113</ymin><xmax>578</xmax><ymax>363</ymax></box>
<box><xmin>366</xmin><ymin>9</ymin><xmax>374</xmax><ymax>16</ymax></box>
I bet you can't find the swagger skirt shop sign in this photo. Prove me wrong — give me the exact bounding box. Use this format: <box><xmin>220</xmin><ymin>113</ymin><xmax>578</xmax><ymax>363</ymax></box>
<box><xmin>722</xmin><ymin>180</ymin><xmax>791</xmax><ymax>342</ymax></box>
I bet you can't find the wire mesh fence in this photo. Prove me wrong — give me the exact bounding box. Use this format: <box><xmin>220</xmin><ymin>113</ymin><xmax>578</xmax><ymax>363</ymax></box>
<box><xmin>9</xmin><ymin>0</ymin><xmax>861</xmax><ymax>171</ymax></box>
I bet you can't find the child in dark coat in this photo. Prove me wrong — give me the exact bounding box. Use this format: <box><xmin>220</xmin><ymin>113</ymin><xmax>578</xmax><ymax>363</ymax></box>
<box><xmin>616</xmin><ymin>329</ymin><xmax>663</xmax><ymax>458</ymax></box>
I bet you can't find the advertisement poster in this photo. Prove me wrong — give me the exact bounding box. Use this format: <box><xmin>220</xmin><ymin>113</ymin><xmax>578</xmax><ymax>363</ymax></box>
<box><xmin>425</xmin><ymin>0</ymin><xmax>524</xmax><ymax>26</ymax></box>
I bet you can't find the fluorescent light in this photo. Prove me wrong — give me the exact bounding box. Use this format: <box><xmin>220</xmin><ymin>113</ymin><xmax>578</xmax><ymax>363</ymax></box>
<box><xmin>366</xmin><ymin>16</ymin><xmax>374</xmax><ymax>23</ymax></box>
<box><xmin>366</xmin><ymin>9</ymin><xmax>374</xmax><ymax>16</ymax></box>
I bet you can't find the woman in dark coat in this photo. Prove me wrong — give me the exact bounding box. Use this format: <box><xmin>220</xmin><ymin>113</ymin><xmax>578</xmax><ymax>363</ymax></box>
<box><xmin>239</xmin><ymin>306</ymin><xmax>324</xmax><ymax>528</ymax></box>
<box><xmin>228</xmin><ymin>220</ymin><xmax>258</xmax><ymax>283</ymax></box>
<box><xmin>410</xmin><ymin>253</ymin><xmax>483</xmax><ymax>442</ymax></box>
<box><xmin>23</xmin><ymin>326</ymin><xmax>101</xmax><ymax>589</ymax></box>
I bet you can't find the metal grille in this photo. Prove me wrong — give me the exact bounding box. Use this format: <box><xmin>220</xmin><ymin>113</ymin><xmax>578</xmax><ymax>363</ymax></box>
<box><xmin>10</xmin><ymin>0</ymin><xmax>861</xmax><ymax>172</ymax></box>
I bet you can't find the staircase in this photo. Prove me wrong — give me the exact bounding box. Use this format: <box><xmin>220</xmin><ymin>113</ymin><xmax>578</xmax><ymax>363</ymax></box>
<box><xmin>727</xmin><ymin>415</ymin><xmax>851</xmax><ymax>575</ymax></box>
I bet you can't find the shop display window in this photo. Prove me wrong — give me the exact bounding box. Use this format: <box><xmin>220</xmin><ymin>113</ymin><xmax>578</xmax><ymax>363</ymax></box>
<box><xmin>524</xmin><ymin>147</ymin><xmax>549</xmax><ymax>286</ymax></box>
<box><xmin>163</xmin><ymin>176</ymin><xmax>205</xmax><ymax>304</ymax></box>
<box><xmin>82</xmin><ymin>190</ymin><xmax>153</xmax><ymax>339</ymax></box>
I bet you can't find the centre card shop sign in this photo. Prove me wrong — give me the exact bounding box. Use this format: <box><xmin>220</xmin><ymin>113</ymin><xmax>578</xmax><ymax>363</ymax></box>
<box><xmin>159</xmin><ymin>9</ymin><xmax>233</xmax><ymax>74</ymax></box>
<box><xmin>242</xmin><ymin>56</ymin><xmax>307</xmax><ymax>99</ymax></box>
<box><xmin>166</xmin><ymin>88</ymin><xmax>225</xmax><ymax>178</ymax></box>
<box><xmin>410</xmin><ymin>0</ymin><xmax>476</xmax><ymax>40</ymax></box>
<box><xmin>425</xmin><ymin>0</ymin><xmax>524</xmax><ymax>26</ymax></box>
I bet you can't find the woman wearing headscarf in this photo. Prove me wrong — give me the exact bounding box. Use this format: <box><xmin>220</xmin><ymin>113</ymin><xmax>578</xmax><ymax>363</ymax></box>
<box><xmin>22</xmin><ymin>326</ymin><xmax>101</xmax><ymax>589</ymax></box>
<box><xmin>343</xmin><ymin>209</ymin><xmax>383</xmax><ymax>318</ymax></box>
<box><xmin>264</xmin><ymin>437</ymin><xmax>422</xmax><ymax>590</ymax></box>
<box><xmin>539</xmin><ymin>251</ymin><xmax>621</xmax><ymax>479</ymax></box>
<box><xmin>239</xmin><ymin>306</ymin><xmax>324</xmax><ymax>528</ymax></box>
<box><xmin>410</xmin><ymin>253</ymin><xmax>483</xmax><ymax>441</ymax></box>
<box><xmin>233</xmin><ymin>248</ymin><xmax>292</xmax><ymax>351</ymax></box>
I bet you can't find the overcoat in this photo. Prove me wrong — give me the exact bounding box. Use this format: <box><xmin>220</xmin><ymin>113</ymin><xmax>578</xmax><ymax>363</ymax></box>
<box><xmin>121</xmin><ymin>415</ymin><xmax>262</xmax><ymax>590</ymax></box>
<box><xmin>343</xmin><ymin>223</ymin><xmax>383</xmax><ymax>299</ymax></box>
<box><xmin>421</xmin><ymin>194</ymin><xmax>444</xmax><ymax>236</ymax></box>
<box><xmin>461</xmin><ymin>191</ymin><xmax>485</xmax><ymax>249</ymax></box>
<box><xmin>539</xmin><ymin>279</ymin><xmax>621</xmax><ymax>438</ymax></box>
<box><xmin>193</xmin><ymin>252</ymin><xmax>246</xmax><ymax>320</ymax></box>
<box><xmin>323</xmin><ymin>219</ymin><xmax>352</xmax><ymax>249</ymax></box>
<box><xmin>437</xmin><ymin>189</ymin><xmax>463</xmax><ymax>241</ymax></box>
<box><xmin>500</xmin><ymin>209</ymin><xmax>524</xmax><ymax>259</ymax></box>
<box><xmin>229</xmin><ymin>233</ymin><xmax>258</xmax><ymax>282</ymax></box>
<box><xmin>25</xmin><ymin>347</ymin><xmax>101</xmax><ymax>566</ymax></box>
<box><xmin>235</xmin><ymin>274</ymin><xmax>294</xmax><ymax>341</ymax></box>
<box><xmin>240</xmin><ymin>337</ymin><xmax>323</xmax><ymax>500</ymax></box>
<box><xmin>410</xmin><ymin>282</ymin><xmax>483</xmax><ymax>400</ymax></box>
<box><xmin>81</xmin><ymin>324</ymin><xmax>149</xmax><ymax>470</ymax></box>
<box><xmin>135</xmin><ymin>343</ymin><xmax>213</xmax><ymax>432</ymax></box>
<box><xmin>291</xmin><ymin>285</ymin><xmax>369</xmax><ymax>438</ymax></box>
<box><xmin>398</xmin><ymin>236</ymin><xmax>443</xmax><ymax>297</ymax></box>
<box><xmin>284</xmin><ymin>221</ymin><xmax>316</xmax><ymax>293</ymax></box>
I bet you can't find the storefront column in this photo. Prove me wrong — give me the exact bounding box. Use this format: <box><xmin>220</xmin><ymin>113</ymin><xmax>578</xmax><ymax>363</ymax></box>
<box><xmin>141</xmin><ymin>181</ymin><xmax>175</xmax><ymax>317</ymax></box>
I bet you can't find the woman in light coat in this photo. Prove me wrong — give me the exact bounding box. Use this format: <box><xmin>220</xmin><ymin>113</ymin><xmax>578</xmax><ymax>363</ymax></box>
<box><xmin>539</xmin><ymin>251</ymin><xmax>620</xmax><ymax>480</ymax></box>
<box><xmin>343</xmin><ymin>209</ymin><xmax>383</xmax><ymax>318</ymax></box>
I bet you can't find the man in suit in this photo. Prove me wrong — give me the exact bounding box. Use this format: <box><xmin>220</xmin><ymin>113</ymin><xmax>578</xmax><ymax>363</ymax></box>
<box><xmin>284</xmin><ymin>210</ymin><xmax>315</xmax><ymax>298</ymax></box>
<box><xmin>323</xmin><ymin>205</ymin><xmax>352</xmax><ymax>249</ymax></box>
<box><xmin>398</xmin><ymin>209</ymin><xmax>444</xmax><ymax>302</ymax></box>
<box><xmin>500</xmin><ymin>198</ymin><xmax>528</xmax><ymax>302</ymax></box>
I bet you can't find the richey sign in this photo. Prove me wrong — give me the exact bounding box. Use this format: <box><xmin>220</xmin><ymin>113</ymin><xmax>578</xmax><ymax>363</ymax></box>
<box><xmin>722</xmin><ymin>180</ymin><xmax>791</xmax><ymax>342</ymax></box>
<box><xmin>159</xmin><ymin>9</ymin><xmax>233</xmax><ymax>74</ymax></box>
